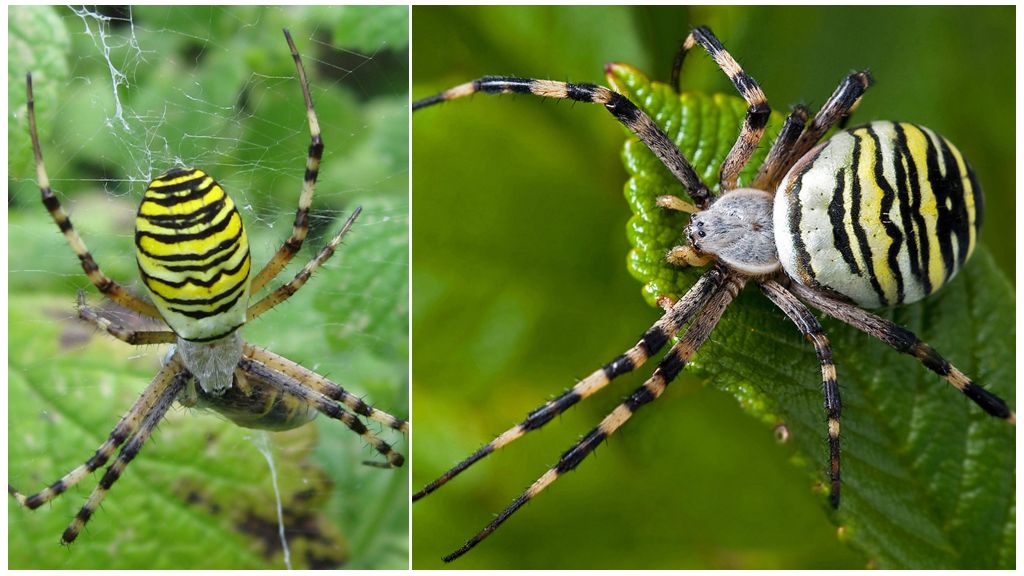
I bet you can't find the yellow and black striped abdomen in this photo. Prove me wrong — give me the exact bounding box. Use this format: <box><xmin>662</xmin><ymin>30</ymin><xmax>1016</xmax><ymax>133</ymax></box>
<box><xmin>774</xmin><ymin>121</ymin><xmax>982</xmax><ymax>308</ymax></box>
<box><xmin>136</xmin><ymin>167</ymin><xmax>251</xmax><ymax>341</ymax></box>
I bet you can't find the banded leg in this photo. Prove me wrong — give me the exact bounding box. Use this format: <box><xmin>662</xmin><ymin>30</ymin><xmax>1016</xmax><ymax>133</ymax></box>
<box><xmin>26</xmin><ymin>74</ymin><xmax>160</xmax><ymax>319</ymax></box>
<box><xmin>413</xmin><ymin>264</ymin><xmax>730</xmax><ymax>501</ymax></box>
<box><xmin>61</xmin><ymin>365</ymin><xmax>188</xmax><ymax>544</ymax></box>
<box><xmin>248</xmin><ymin>207</ymin><xmax>361</xmax><ymax>320</ymax></box>
<box><xmin>250</xmin><ymin>29</ymin><xmax>324</xmax><ymax>293</ymax></box>
<box><xmin>779</xmin><ymin>71</ymin><xmax>872</xmax><ymax>177</ymax></box>
<box><xmin>414</xmin><ymin>76</ymin><xmax>714</xmax><ymax>209</ymax></box>
<box><xmin>791</xmin><ymin>283</ymin><xmax>1015</xmax><ymax>423</ymax></box>
<box><xmin>77</xmin><ymin>292</ymin><xmax>177</xmax><ymax>345</ymax></box>
<box><xmin>442</xmin><ymin>275</ymin><xmax>743</xmax><ymax>562</ymax></box>
<box><xmin>243</xmin><ymin>343</ymin><xmax>408</xmax><ymax>433</ymax></box>
<box><xmin>9</xmin><ymin>356</ymin><xmax>186</xmax><ymax>513</ymax></box>
<box><xmin>760</xmin><ymin>280</ymin><xmax>842</xmax><ymax>507</ymax></box>
<box><xmin>238</xmin><ymin>357</ymin><xmax>405</xmax><ymax>468</ymax></box>
<box><xmin>752</xmin><ymin>104</ymin><xmax>809</xmax><ymax>191</ymax></box>
<box><xmin>671</xmin><ymin>27</ymin><xmax>771</xmax><ymax>190</ymax></box>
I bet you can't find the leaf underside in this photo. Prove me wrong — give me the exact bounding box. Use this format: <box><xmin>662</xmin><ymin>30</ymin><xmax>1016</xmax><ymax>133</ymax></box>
<box><xmin>606</xmin><ymin>62</ymin><xmax>1015</xmax><ymax>569</ymax></box>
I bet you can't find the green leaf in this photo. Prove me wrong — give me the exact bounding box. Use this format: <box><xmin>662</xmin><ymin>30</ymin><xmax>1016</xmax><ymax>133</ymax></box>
<box><xmin>608</xmin><ymin>63</ymin><xmax>1015</xmax><ymax>569</ymax></box>
<box><xmin>7</xmin><ymin>6</ymin><xmax>71</xmax><ymax>181</ymax></box>
<box><xmin>332</xmin><ymin>6</ymin><xmax>410</xmax><ymax>52</ymax></box>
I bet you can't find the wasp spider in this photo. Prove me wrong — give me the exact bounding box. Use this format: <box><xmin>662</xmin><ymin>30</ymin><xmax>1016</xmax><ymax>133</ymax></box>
<box><xmin>10</xmin><ymin>29</ymin><xmax>407</xmax><ymax>545</ymax></box>
<box><xmin>413</xmin><ymin>26</ymin><xmax>1014</xmax><ymax>562</ymax></box>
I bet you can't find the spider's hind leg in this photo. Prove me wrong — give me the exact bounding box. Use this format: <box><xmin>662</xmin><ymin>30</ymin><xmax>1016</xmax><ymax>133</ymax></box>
<box><xmin>9</xmin><ymin>359</ymin><xmax>188</xmax><ymax>517</ymax></box>
<box><xmin>761</xmin><ymin>280</ymin><xmax>843</xmax><ymax>508</ymax></box>
<box><xmin>791</xmin><ymin>283</ymin><xmax>1015</xmax><ymax>423</ymax></box>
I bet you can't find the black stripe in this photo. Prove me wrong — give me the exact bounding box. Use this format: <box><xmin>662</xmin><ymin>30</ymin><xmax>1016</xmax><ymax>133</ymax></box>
<box><xmin>135</xmin><ymin>230</ymin><xmax>240</xmax><ymax>264</ymax></box>
<box><xmin>140</xmin><ymin>250</ymin><xmax>249</xmax><ymax>289</ymax></box>
<box><xmin>139</xmin><ymin>196</ymin><xmax>226</xmax><ymax>228</ymax></box>
<box><xmin>524</xmin><ymin>390</ymin><xmax>580</xmax><ymax>430</ymax></box>
<box><xmin>602</xmin><ymin>354</ymin><xmax>636</xmax><ymax>379</ymax></box>
<box><xmin>478</xmin><ymin>76</ymin><xmax>533</xmax><ymax>95</ymax></box>
<box><xmin>924</xmin><ymin>131</ymin><xmax>968</xmax><ymax>283</ymax></box>
<box><xmin>145</xmin><ymin>172</ymin><xmax>209</xmax><ymax>197</ymax></box>
<box><xmin>902</xmin><ymin>124</ymin><xmax>932</xmax><ymax>296</ymax></box>
<box><xmin>785</xmin><ymin>163</ymin><xmax>815</xmax><ymax>283</ymax></box>
<box><xmin>556</xmin><ymin>428</ymin><xmax>606</xmax><ymax>473</ymax></box>
<box><xmin>868</xmin><ymin>126</ymin><xmax>905</xmax><ymax>304</ymax></box>
<box><xmin>566</xmin><ymin>83</ymin><xmax>600</xmax><ymax>102</ymax></box>
<box><xmin>641</xmin><ymin>326</ymin><xmax>670</xmax><ymax>357</ymax></box>
<box><xmin>827</xmin><ymin>169</ymin><xmax>861</xmax><ymax>275</ymax></box>
<box><xmin>154</xmin><ymin>277</ymin><xmax>247</xmax><ymax>311</ymax></box>
<box><xmin>891</xmin><ymin>124</ymin><xmax>922</xmax><ymax>293</ymax></box>
<box><xmin>849</xmin><ymin>129</ymin><xmax>887</xmax><ymax>305</ymax></box>
<box><xmin>962</xmin><ymin>382</ymin><xmax>1011</xmax><ymax>419</ymax></box>
<box><xmin>624</xmin><ymin>384</ymin><xmax>657</xmax><ymax>413</ymax></box>
<box><xmin>746</xmin><ymin>102</ymin><xmax>770</xmax><ymax>130</ymax></box>
<box><xmin>915</xmin><ymin>344</ymin><xmax>951</xmax><ymax>376</ymax></box>
<box><xmin>659</xmin><ymin>348</ymin><xmax>687</xmax><ymax>383</ymax></box>
<box><xmin>156</xmin><ymin>242</ymin><xmax>244</xmax><ymax>274</ymax></box>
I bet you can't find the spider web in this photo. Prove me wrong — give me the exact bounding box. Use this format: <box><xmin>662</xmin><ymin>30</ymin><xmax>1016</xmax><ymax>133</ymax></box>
<box><xmin>9</xmin><ymin>5</ymin><xmax>409</xmax><ymax>570</ymax></box>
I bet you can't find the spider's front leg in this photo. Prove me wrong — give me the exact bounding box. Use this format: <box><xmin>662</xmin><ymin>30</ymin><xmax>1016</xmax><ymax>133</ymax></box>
<box><xmin>26</xmin><ymin>74</ymin><xmax>160</xmax><ymax>319</ymax></box>
<box><xmin>413</xmin><ymin>264</ymin><xmax>730</xmax><ymax>501</ymax></box>
<box><xmin>414</xmin><ymin>76</ymin><xmax>715</xmax><ymax>209</ymax></box>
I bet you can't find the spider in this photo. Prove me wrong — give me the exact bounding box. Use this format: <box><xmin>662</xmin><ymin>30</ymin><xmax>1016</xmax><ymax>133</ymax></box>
<box><xmin>412</xmin><ymin>26</ymin><xmax>1014</xmax><ymax>562</ymax></box>
<box><xmin>9</xmin><ymin>28</ymin><xmax>407</xmax><ymax>545</ymax></box>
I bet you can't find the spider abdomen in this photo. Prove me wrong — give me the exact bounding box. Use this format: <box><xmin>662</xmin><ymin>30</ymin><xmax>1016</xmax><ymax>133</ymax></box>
<box><xmin>135</xmin><ymin>167</ymin><xmax>252</xmax><ymax>341</ymax></box>
<box><xmin>773</xmin><ymin>121</ymin><xmax>982</xmax><ymax>308</ymax></box>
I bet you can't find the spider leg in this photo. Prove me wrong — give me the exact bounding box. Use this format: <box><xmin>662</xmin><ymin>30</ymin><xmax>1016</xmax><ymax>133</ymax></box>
<box><xmin>671</xmin><ymin>27</ymin><xmax>771</xmax><ymax>190</ymax></box>
<box><xmin>779</xmin><ymin>71</ymin><xmax>872</xmax><ymax>177</ymax></box>
<box><xmin>442</xmin><ymin>275</ymin><xmax>743</xmax><ymax>562</ymax></box>
<box><xmin>26</xmin><ymin>74</ymin><xmax>160</xmax><ymax>319</ymax></box>
<box><xmin>247</xmin><ymin>207</ymin><xmax>361</xmax><ymax>321</ymax></box>
<box><xmin>752</xmin><ymin>104</ymin><xmax>809</xmax><ymax>191</ymax></box>
<box><xmin>791</xmin><ymin>283</ymin><xmax>1015</xmax><ymax>423</ymax></box>
<box><xmin>666</xmin><ymin>245</ymin><xmax>712</xmax><ymax>268</ymax></box>
<box><xmin>250</xmin><ymin>29</ymin><xmax>324</xmax><ymax>294</ymax></box>
<box><xmin>413</xmin><ymin>265</ymin><xmax>730</xmax><ymax>501</ymax></box>
<box><xmin>76</xmin><ymin>291</ymin><xmax>177</xmax><ymax>345</ymax></box>
<box><xmin>760</xmin><ymin>280</ymin><xmax>842</xmax><ymax>508</ymax></box>
<box><xmin>9</xmin><ymin>356</ymin><xmax>187</xmax><ymax>516</ymax></box>
<box><xmin>414</xmin><ymin>77</ymin><xmax>714</xmax><ymax>209</ymax></box>
<box><xmin>238</xmin><ymin>357</ymin><xmax>405</xmax><ymax>468</ymax></box>
<box><xmin>243</xmin><ymin>343</ymin><xmax>407</xmax><ymax>433</ymax></box>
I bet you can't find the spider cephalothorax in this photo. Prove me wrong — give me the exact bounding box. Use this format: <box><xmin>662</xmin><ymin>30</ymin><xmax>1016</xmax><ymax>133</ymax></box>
<box><xmin>412</xmin><ymin>25</ymin><xmax>1013</xmax><ymax>562</ymax></box>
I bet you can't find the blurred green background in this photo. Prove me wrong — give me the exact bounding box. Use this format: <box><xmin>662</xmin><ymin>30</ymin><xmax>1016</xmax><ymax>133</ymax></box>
<box><xmin>9</xmin><ymin>5</ymin><xmax>408</xmax><ymax>569</ymax></box>
<box><xmin>411</xmin><ymin>5</ymin><xmax>1014</xmax><ymax>569</ymax></box>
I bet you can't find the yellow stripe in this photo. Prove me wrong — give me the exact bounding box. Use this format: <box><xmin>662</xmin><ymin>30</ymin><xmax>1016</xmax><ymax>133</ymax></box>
<box><xmin>138</xmin><ymin>184</ymin><xmax>226</xmax><ymax>218</ymax></box>
<box><xmin>148</xmin><ymin>169</ymin><xmax>205</xmax><ymax>188</ymax></box>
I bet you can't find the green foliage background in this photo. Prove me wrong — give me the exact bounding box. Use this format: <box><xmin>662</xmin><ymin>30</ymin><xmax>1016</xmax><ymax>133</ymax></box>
<box><xmin>411</xmin><ymin>5</ymin><xmax>1014</xmax><ymax>569</ymax></box>
<box><xmin>9</xmin><ymin>5</ymin><xmax>408</xmax><ymax>569</ymax></box>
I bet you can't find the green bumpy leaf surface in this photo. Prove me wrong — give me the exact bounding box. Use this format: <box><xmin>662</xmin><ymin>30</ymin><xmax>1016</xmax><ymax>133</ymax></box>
<box><xmin>606</xmin><ymin>63</ymin><xmax>1015</xmax><ymax>569</ymax></box>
